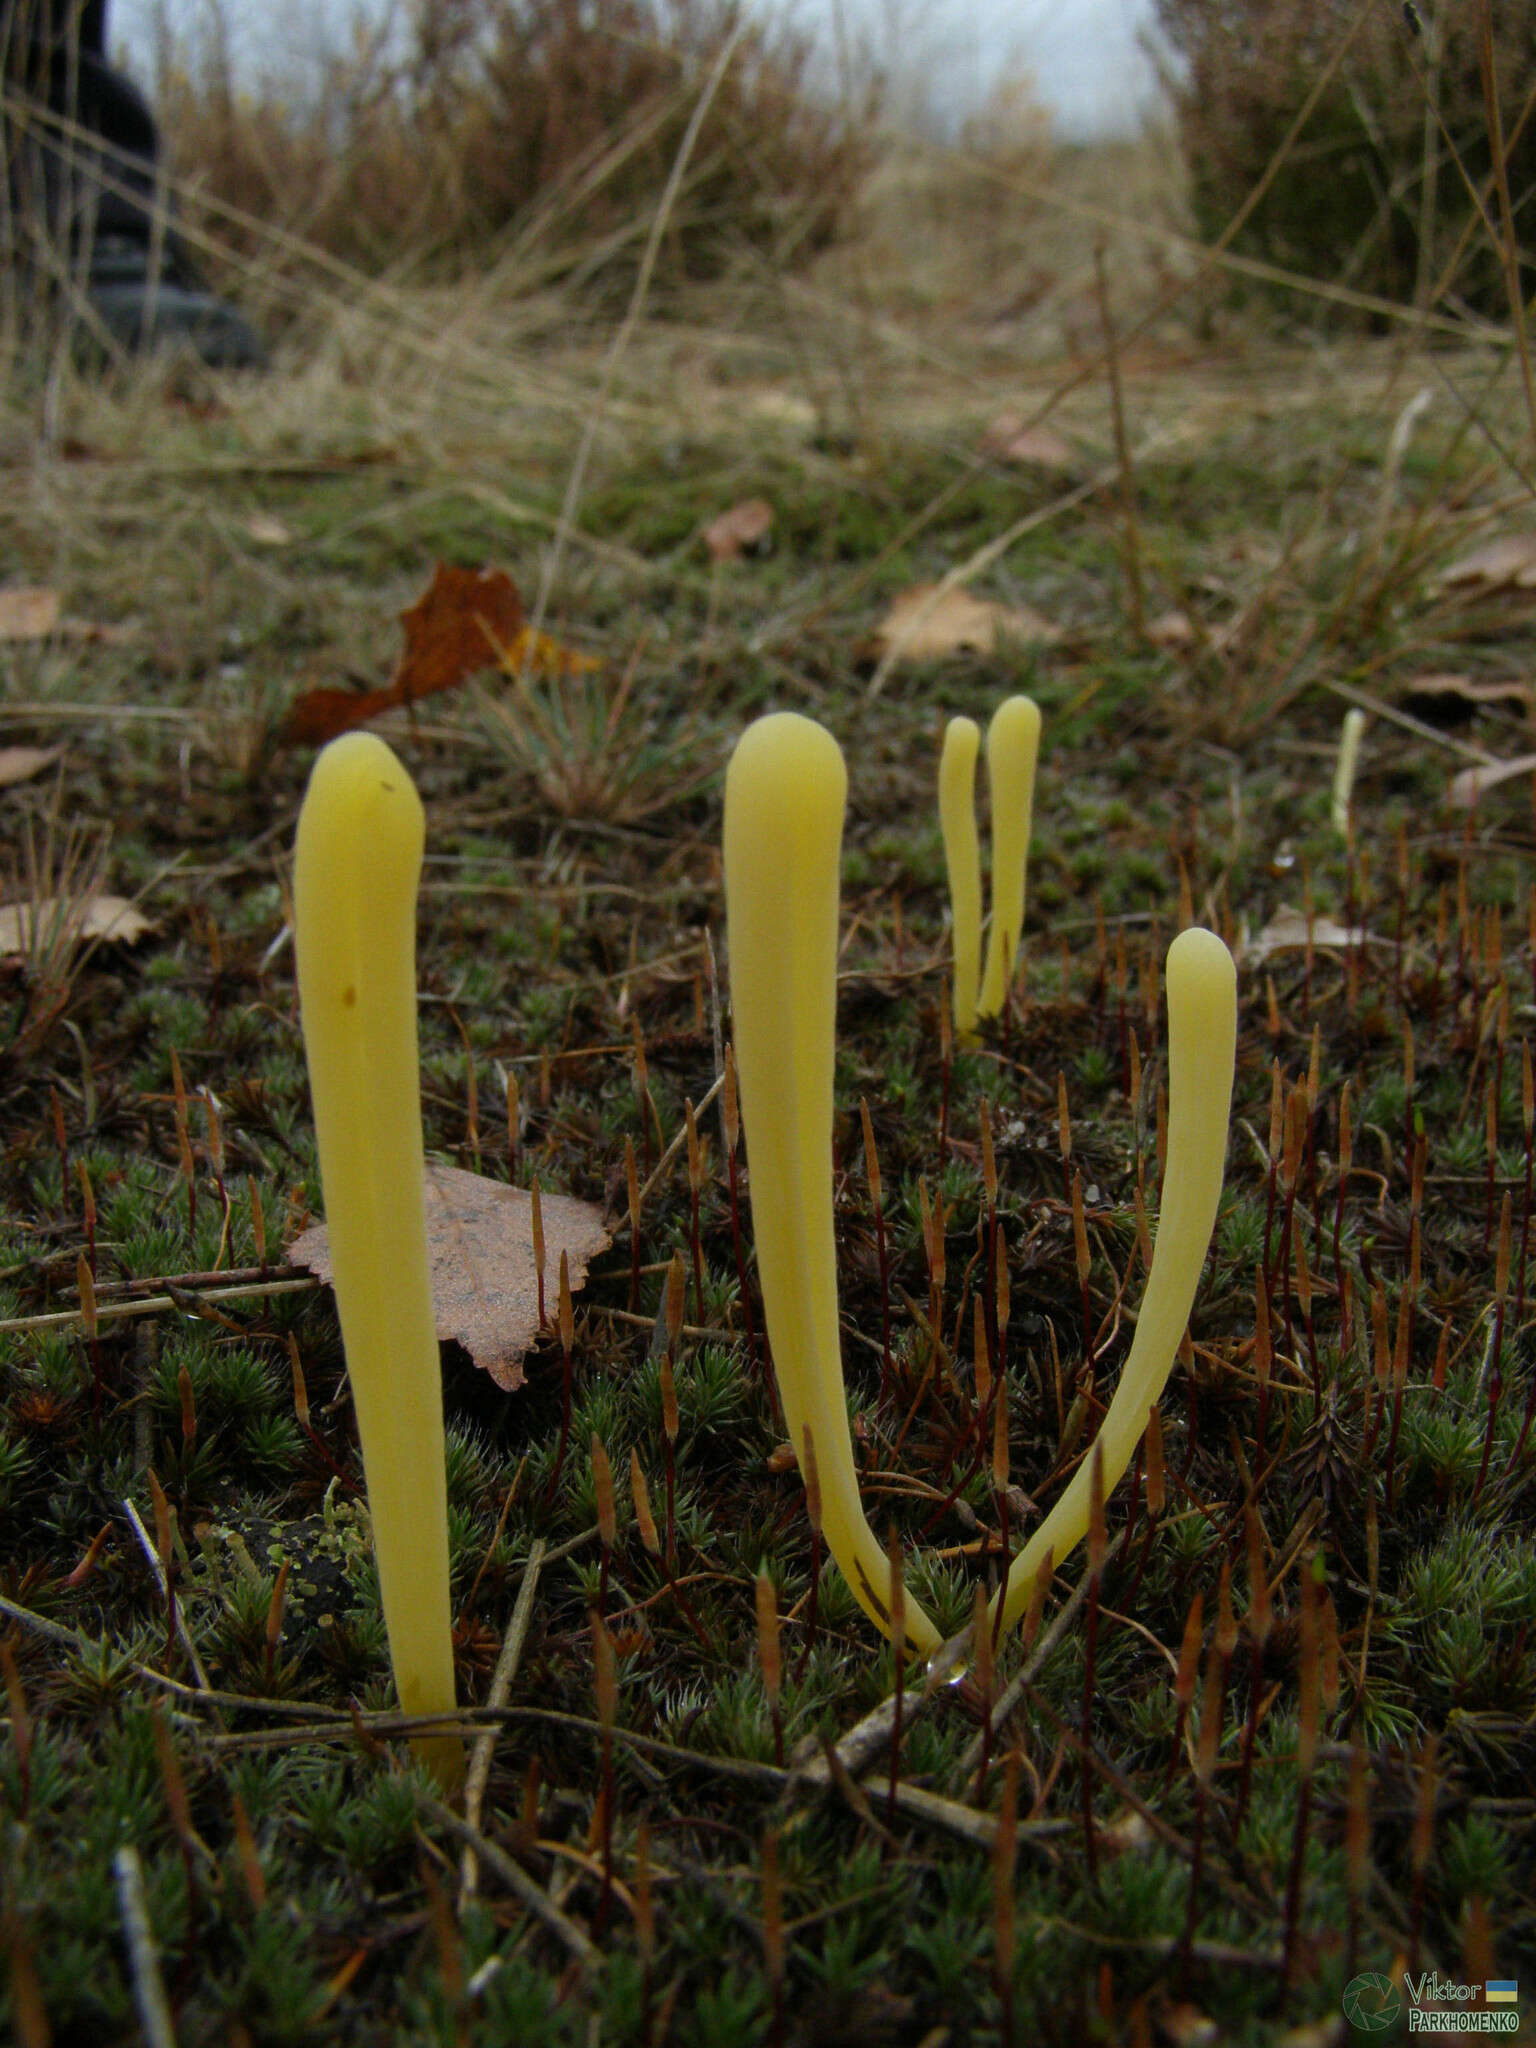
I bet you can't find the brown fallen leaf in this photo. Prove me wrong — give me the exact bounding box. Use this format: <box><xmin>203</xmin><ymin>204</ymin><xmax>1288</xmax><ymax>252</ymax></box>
<box><xmin>282</xmin><ymin>562</ymin><xmax>598</xmax><ymax>746</ymax></box>
<box><xmin>703</xmin><ymin>497</ymin><xmax>773</xmax><ymax>562</ymax></box>
<box><xmin>1437</xmin><ymin>534</ymin><xmax>1536</xmax><ymax>589</ymax></box>
<box><xmin>0</xmin><ymin>745</ymin><xmax>63</xmax><ymax>788</ymax></box>
<box><xmin>872</xmin><ymin>583</ymin><xmax>1060</xmax><ymax>664</ymax></box>
<box><xmin>1447</xmin><ymin>752</ymin><xmax>1536</xmax><ymax>808</ymax></box>
<box><xmin>980</xmin><ymin>415</ymin><xmax>1077</xmax><ymax>470</ymax></box>
<box><xmin>286</xmin><ymin>1163</ymin><xmax>612</xmax><ymax>1392</ymax></box>
<box><xmin>0</xmin><ymin>893</ymin><xmax>153</xmax><ymax>956</ymax></box>
<box><xmin>0</xmin><ymin>587</ymin><xmax>61</xmax><ymax>640</ymax></box>
<box><xmin>1400</xmin><ymin>671</ymin><xmax>1532</xmax><ymax>710</ymax></box>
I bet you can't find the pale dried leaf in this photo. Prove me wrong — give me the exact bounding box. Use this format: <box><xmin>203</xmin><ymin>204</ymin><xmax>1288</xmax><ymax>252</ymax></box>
<box><xmin>1241</xmin><ymin>909</ymin><xmax>1375</xmax><ymax>964</ymax></box>
<box><xmin>286</xmin><ymin>1163</ymin><xmax>611</xmax><ymax>1392</ymax></box>
<box><xmin>1437</xmin><ymin>534</ymin><xmax>1536</xmax><ymax>589</ymax></box>
<box><xmin>1159</xmin><ymin>2005</ymin><xmax>1219</xmax><ymax>2048</ymax></box>
<box><xmin>981</xmin><ymin>415</ymin><xmax>1077</xmax><ymax>469</ymax></box>
<box><xmin>0</xmin><ymin>745</ymin><xmax>62</xmax><ymax>788</ymax></box>
<box><xmin>0</xmin><ymin>893</ymin><xmax>153</xmax><ymax>955</ymax></box>
<box><xmin>1401</xmin><ymin>671</ymin><xmax>1532</xmax><ymax>708</ymax></box>
<box><xmin>1094</xmin><ymin>1809</ymin><xmax>1154</xmax><ymax>1859</ymax></box>
<box><xmin>703</xmin><ymin>497</ymin><xmax>773</xmax><ymax>562</ymax></box>
<box><xmin>1147</xmin><ymin>609</ymin><xmax>1197</xmax><ymax>649</ymax></box>
<box><xmin>1447</xmin><ymin>752</ymin><xmax>1536</xmax><ymax>808</ymax></box>
<box><xmin>744</xmin><ymin>388</ymin><xmax>817</xmax><ymax>430</ymax></box>
<box><xmin>56</xmin><ymin>616</ymin><xmax>135</xmax><ymax>645</ymax></box>
<box><xmin>0</xmin><ymin>587</ymin><xmax>61</xmax><ymax>640</ymax></box>
<box><xmin>872</xmin><ymin>583</ymin><xmax>1060</xmax><ymax>663</ymax></box>
<box><xmin>244</xmin><ymin>514</ymin><xmax>292</xmax><ymax>546</ymax></box>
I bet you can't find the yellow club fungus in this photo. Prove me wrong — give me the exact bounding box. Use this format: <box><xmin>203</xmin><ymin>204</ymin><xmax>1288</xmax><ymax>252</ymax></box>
<box><xmin>988</xmin><ymin>925</ymin><xmax>1236</xmax><ymax>1638</ymax></box>
<box><xmin>938</xmin><ymin>716</ymin><xmax>982</xmax><ymax>1042</ymax></box>
<box><xmin>939</xmin><ymin>694</ymin><xmax>1042</xmax><ymax>1040</ymax></box>
<box><xmin>724</xmin><ymin>713</ymin><xmax>941</xmax><ymax>1656</ymax></box>
<box><xmin>294</xmin><ymin>731</ymin><xmax>463</xmax><ymax>1792</ymax></box>
<box><xmin>977</xmin><ymin>695</ymin><xmax>1042</xmax><ymax>1020</ymax></box>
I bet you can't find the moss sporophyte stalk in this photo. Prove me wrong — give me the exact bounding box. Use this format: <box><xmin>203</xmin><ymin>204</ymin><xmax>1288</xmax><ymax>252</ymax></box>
<box><xmin>725</xmin><ymin>710</ymin><xmax>1237</xmax><ymax>1658</ymax></box>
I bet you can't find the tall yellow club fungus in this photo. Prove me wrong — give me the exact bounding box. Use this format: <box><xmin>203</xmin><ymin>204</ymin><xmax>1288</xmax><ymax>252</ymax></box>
<box><xmin>938</xmin><ymin>716</ymin><xmax>982</xmax><ymax>1043</ymax></box>
<box><xmin>976</xmin><ymin>695</ymin><xmax>1042</xmax><ymax>1021</ymax></box>
<box><xmin>294</xmin><ymin>732</ymin><xmax>463</xmax><ymax>1792</ymax></box>
<box><xmin>989</xmin><ymin>925</ymin><xmax>1236</xmax><ymax>1638</ymax></box>
<box><xmin>725</xmin><ymin>713</ymin><xmax>941</xmax><ymax>1655</ymax></box>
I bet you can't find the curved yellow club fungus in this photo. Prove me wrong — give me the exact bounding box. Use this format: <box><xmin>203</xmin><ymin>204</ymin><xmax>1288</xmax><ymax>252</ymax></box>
<box><xmin>977</xmin><ymin>695</ymin><xmax>1042</xmax><ymax>1021</ymax></box>
<box><xmin>294</xmin><ymin>732</ymin><xmax>463</xmax><ymax>1792</ymax></box>
<box><xmin>938</xmin><ymin>716</ymin><xmax>982</xmax><ymax>1043</ymax></box>
<box><xmin>724</xmin><ymin>713</ymin><xmax>941</xmax><ymax>1656</ymax></box>
<box><xmin>988</xmin><ymin>925</ymin><xmax>1236</xmax><ymax>1638</ymax></box>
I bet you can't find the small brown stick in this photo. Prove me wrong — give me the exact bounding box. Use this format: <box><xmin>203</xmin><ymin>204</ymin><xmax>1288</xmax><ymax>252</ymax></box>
<box><xmin>630</xmin><ymin>1452</ymin><xmax>711</xmax><ymax>1651</ymax></box>
<box><xmin>592</xmin><ymin>1435</ymin><xmax>616</xmax><ymax>1618</ymax></box>
<box><xmin>1233</xmin><ymin>1505</ymin><xmax>1272</xmax><ymax>1837</ymax></box>
<box><xmin>756</xmin><ymin>1566</ymin><xmax>784</xmax><ymax>1769</ymax></box>
<box><xmin>660</xmin><ymin>1253</ymin><xmax>684</xmax><ymax>1570</ymax></box>
<box><xmin>1165</xmin><ymin>1591</ymin><xmax>1204</xmax><ymax>1794</ymax></box>
<box><xmin>263</xmin><ymin>1561</ymin><xmax>290</xmax><ymax>1684</ymax></box>
<box><xmin>1474</xmin><ymin>1195</ymin><xmax>1512</xmax><ymax>1503</ymax></box>
<box><xmin>77</xmin><ymin>1251</ymin><xmax>104</xmax><ymax>1426</ymax></box>
<box><xmin>543</xmin><ymin>1252</ymin><xmax>577</xmax><ymax>1506</ymax></box>
<box><xmin>625</xmin><ymin>1136</ymin><xmax>642</xmax><ymax>1316</ymax></box>
<box><xmin>989</xmin><ymin>1378</ymin><xmax>1012</xmax><ymax>1652</ymax></box>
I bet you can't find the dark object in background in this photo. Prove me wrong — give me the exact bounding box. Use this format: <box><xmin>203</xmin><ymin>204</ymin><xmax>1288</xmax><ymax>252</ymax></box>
<box><xmin>1</xmin><ymin>0</ymin><xmax>264</xmax><ymax>365</ymax></box>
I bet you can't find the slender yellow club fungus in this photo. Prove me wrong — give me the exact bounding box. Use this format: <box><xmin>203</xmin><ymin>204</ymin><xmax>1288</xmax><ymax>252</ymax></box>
<box><xmin>988</xmin><ymin>925</ymin><xmax>1236</xmax><ymax>1638</ymax></box>
<box><xmin>724</xmin><ymin>713</ymin><xmax>941</xmax><ymax>1655</ymax></box>
<box><xmin>977</xmin><ymin>695</ymin><xmax>1042</xmax><ymax>1020</ymax></box>
<box><xmin>938</xmin><ymin>716</ymin><xmax>982</xmax><ymax>1042</ymax></box>
<box><xmin>294</xmin><ymin>732</ymin><xmax>463</xmax><ymax>1792</ymax></box>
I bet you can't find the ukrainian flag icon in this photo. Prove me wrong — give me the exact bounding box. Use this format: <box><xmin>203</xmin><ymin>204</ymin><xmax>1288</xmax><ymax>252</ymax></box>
<box><xmin>1486</xmin><ymin>1982</ymin><xmax>1518</xmax><ymax>2005</ymax></box>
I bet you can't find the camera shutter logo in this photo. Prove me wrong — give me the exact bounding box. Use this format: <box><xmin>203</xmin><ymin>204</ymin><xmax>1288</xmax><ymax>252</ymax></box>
<box><xmin>1342</xmin><ymin>1974</ymin><xmax>1402</xmax><ymax>2033</ymax></box>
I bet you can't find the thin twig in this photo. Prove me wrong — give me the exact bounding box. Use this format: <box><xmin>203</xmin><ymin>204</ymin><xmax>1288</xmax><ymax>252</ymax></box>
<box><xmin>956</xmin><ymin>1572</ymin><xmax>1094</xmax><ymax>1780</ymax></box>
<box><xmin>417</xmin><ymin>1792</ymin><xmax>599</xmax><ymax>1970</ymax></box>
<box><xmin>460</xmin><ymin>1538</ymin><xmax>546</xmax><ymax>1906</ymax></box>
<box><xmin>0</xmin><ymin>1275</ymin><xmax>317</xmax><ymax>1336</ymax></box>
<box><xmin>123</xmin><ymin>1498</ymin><xmax>214</xmax><ymax>1694</ymax></box>
<box><xmin>114</xmin><ymin>1846</ymin><xmax>178</xmax><ymax>2048</ymax></box>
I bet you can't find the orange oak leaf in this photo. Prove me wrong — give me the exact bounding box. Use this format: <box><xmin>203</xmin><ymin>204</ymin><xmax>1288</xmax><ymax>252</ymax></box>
<box><xmin>281</xmin><ymin>563</ymin><xmax>595</xmax><ymax>746</ymax></box>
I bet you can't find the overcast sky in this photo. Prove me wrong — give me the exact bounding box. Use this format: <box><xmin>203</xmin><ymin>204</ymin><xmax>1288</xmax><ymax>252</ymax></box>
<box><xmin>111</xmin><ymin>0</ymin><xmax>1166</xmax><ymax>139</ymax></box>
